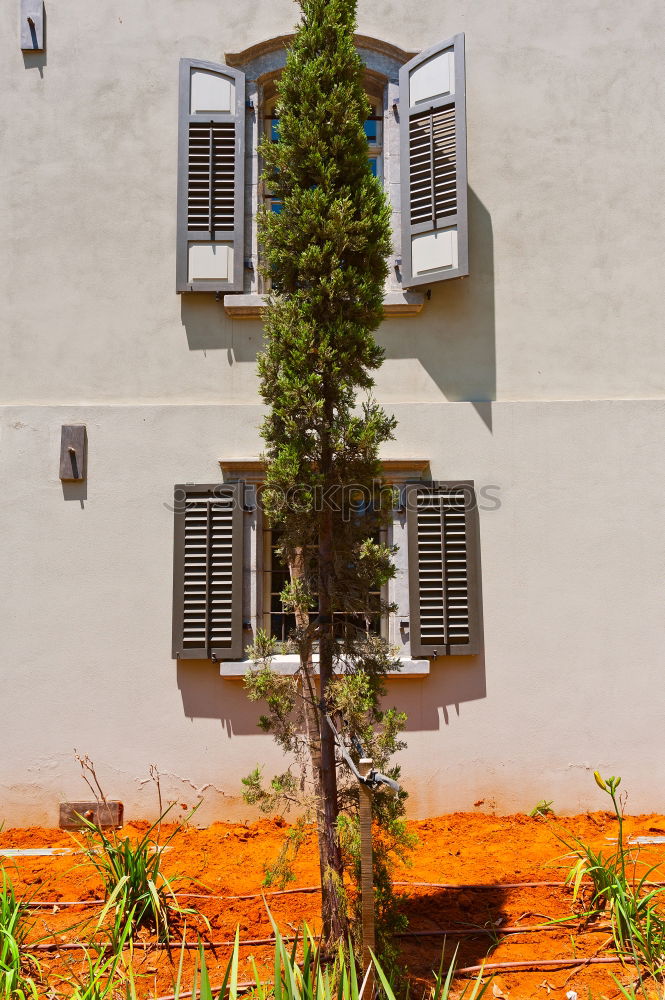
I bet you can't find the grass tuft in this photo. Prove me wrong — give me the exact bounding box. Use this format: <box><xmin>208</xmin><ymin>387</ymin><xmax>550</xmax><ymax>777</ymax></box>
<box><xmin>544</xmin><ymin>773</ymin><xmax>665</xmax><ymax>998</ymax></box>
<box><xmin>0</xmin><ymin>869</ymin><xmax>40</xmax><ymax>1000</ymax></box>
<box><xmin>74</xmin><ymin>754</ymin><xmax>201</xmax><ymax>945</ymax></box>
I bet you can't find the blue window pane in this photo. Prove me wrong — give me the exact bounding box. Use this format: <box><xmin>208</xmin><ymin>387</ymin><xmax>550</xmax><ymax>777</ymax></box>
<box><xmin>364</xmin><ymin>118</ymin><xmax>377</xmax><ymax>144</ymax></box>
<box><xmin>271</xmin><ymin>118</ymin><xmax>280</xmax><ymax>142</ymax></box>
<box><xmin>368</xmin><ymin>157</ymin><xmax>378</xmax><ymax>177</ymax></box>
<box><xmin>271</xmin><ymin>200</ymin><xmax>283</xmax><ymax>214</ymax></box>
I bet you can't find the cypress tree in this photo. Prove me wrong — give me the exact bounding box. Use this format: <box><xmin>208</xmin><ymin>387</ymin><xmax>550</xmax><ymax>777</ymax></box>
<box><xmin>243</xmin><ymin>0</ymin><xmax>411</xmax><ymax>951</ymax></box>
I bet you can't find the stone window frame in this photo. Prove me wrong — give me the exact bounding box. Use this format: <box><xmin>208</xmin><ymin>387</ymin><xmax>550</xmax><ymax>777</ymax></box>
<box><xmin>217</xmin><ymin>458</ymin><xmax>433</xmax><ymax>678</ymax></box>
<box><xmin>222</xmin><ymin>35</ymin><xmax>426</xmax><ymax>318</ymax></box>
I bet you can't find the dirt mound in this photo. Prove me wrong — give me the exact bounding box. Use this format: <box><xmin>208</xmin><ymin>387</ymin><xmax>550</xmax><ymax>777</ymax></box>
<box><xmin>3</xmin><ymin>811</ymin><xmax>665</xmax><ymax>998</ymax></box>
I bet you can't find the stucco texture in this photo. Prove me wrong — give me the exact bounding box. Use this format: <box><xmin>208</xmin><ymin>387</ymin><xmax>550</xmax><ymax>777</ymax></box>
<box><xmin>0</xmin><ymin>0</ymin><xmax>664</xmax><ymax>823</ymax></box>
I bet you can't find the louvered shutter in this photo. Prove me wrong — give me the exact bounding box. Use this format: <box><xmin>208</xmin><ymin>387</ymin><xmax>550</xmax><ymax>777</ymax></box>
<box><xmin>399</xmin><ymin>35</ymin><xmax>468</xmax><ymax>287</ymax></box>
<box><xmin>176</xmin><ymin>58</ymin><xmax>245</xmax><ymax>293</ymax></box>
<box><xmin>172</xmin><ymin>483</ymin><xmax>244</xmax><ymax>660</ymax></box>
<box><xmin>407</xmin><ymin>481</ymin><xmax>482</xmax><ymax>656</ymax></box>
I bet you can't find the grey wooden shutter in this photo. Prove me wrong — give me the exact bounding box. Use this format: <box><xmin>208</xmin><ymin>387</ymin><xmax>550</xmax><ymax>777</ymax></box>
<box><xmin>172</xmin><ymin>483</ymin><xmax>244</xmax><ymax>660</ymax></box>
<box><xmin>176</xmin><ymin>58</ymin><xmax>245</xmax><ymax>293</ymax></box>
<box><xmin>407</xmin><ymin>481</ymin><xmax>482</xmax><ymax>656</ymax></box>
<box><xmin>399</xmin><ymin>35</ymin><xmax>468</xmax><ymax>287</ymax></box>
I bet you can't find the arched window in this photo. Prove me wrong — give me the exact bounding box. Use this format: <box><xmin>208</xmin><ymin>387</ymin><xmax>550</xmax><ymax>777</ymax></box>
<box><xmin>176</xmin><ymin>34</ymin><xmax>467</xmax><ymax>310</ymax></box>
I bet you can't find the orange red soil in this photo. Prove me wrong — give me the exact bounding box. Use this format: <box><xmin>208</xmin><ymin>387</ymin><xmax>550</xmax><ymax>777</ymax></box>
<box><xmin>3</xmin><ymin>811</ymin><xmax>665</xmax><ymax>999</ymax></box>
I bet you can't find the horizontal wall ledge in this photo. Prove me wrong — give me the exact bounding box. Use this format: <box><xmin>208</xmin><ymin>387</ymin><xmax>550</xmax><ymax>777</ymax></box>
<box><xmin>219</xmin><ymin>654</ymin><xmax>430</xmax><ymax>679</ymax></box>
<box><xmin>222</xmin><ymin>291</ymin><xmax>426</xmax><ymax>318</ymax></box>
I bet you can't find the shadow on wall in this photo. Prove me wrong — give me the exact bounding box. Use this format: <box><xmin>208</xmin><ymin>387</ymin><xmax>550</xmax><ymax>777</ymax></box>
<box><xmin>61</xmin><ymin>480</ymin><xmax>87</xmax><ymax>507</ymax></box>
<box><xmin>177</xmin><ymin>661</ymin><xmax>260</xmax><ymax>736</ymax></box>
<box><xmin>380</xmin><ymin>188</ymin><xmax>496</xmax><ymax>430</ymax></box>
<box><xmin>180</xmin><ymin>296</ymin><xmax>264</xmax><ymax>361</ymax></box>
<box><xmin>177</xmin><ymin>655</ymin><xmax>486</xmax><ymax>735</ymax></box>
<box><xmin>178</xmin><ymin>189</ymin><xmax>495</xmax><ymax>433</ymax></box>
<box><xmin>389</xmin><ymin>654</ymin><xmax>486</xmax><ymax>731</ymax></box>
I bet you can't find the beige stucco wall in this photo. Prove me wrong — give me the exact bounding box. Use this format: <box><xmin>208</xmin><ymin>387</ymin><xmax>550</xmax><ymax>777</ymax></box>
<box><xmin>2</xmin><ymin>0</ymin><xmax>664</xmax><ymax>405</ymax></box>
<box><xmin>1</xmin><ymin>0</ymin><xmax>664</xmax><ymax>823</ymax></box>
<box><xmin>1</xmin><ymin>399</ymin><xmax>664</xmax><ymax>824</ymax></box>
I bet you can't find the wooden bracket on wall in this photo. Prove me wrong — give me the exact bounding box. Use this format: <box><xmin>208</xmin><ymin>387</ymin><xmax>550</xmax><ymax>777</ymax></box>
<box><xmin>21</xmin><ymin>0</ymin><xmax>44</xmax><ymax>50</ymax></box>
<box><xmin>59</xmin><ymin>425</ymin><xmax>87</xmax><ymax>481</ymax></box>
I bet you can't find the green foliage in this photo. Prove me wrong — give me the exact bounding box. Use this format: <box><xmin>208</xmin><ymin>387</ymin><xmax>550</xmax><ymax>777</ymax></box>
<box><xmin>546</xmin><ymin>772</ymin><xmax>665</xmax><ymax>996</ymax></box>
<box><xmin>74</xmin><ymin>755</ymin><xmax>199</xmax><ymax>945</ymax></box>
<box><xmin>187</xmin><ymin>907</ymin><xmax>492</xmax><ymax>1000</ymax></box>
<box><xmin>61</xmin><ymin>919</ymin><xmax>136</xmax><ymax>1000</ymax></box>
<box><xmin>374</xmin><ymin>942</ymin><xmax>493</xmax><ymax>1000</ymax></box>
<box><xmin>79</xmin><ymin>810</ymin><xmax>196</xmax><ymax>945</ymax></box>
<box><xmin>0</xmin><ymin>870</ymin><xmax>40</xmax><ymax>1000</ymax></box>
<box><xmin>263</xmin><ymin>820</ymin><xmax>310</xmax><ymax>889</ymax></box>
<box><xmin>244</xmin><ymin>0</ymin><xmax>408</xmax><ymax>955</ymax></box>
<box><xmin>257</xmin><ymin>0</ymin><xmax>395</xmax><ymax>555</ymax></box>
<box><xmin>528</xmin><ymin>799</ymin><xmax>555</xmax><ymax>818</ymax></box>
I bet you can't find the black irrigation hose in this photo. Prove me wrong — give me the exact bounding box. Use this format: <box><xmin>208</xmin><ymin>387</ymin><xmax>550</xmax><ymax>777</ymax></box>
<box><xmin>24</xmin><ymin>886</ymin><xmax>323</xmax><ymax>909</ymax></box>
<box><xmin>24</xmin><ymin>899</ymin><xmax>104</xmax><ymax>908</ymax></box>
<box><xmin>32</xmin><ymin>935</ymin><xmax>296</xmax><ymax>952</ymax></box>
<box><xmin>32</xmin><ymin>920</ymin><xmax>614</xmax><ymax>952</ymax></box>
<box><xmin>456</xmin><ymin>956</ymin><xmax>633</xmax><ymax>976</ymax></box>
<box><xmin>397</xmin><ymin>923</ymin><xmax>612</xmax><ymax>938</ymax></box>
<box><xmin>19</xmin><ymin>878</ymin><xmax>609</xmax><ymax>908</ymax></box>
<box><xmin>152</xmin><ymin>984</ymin><xmax>259</xmax><ymax>1000</ymax></box>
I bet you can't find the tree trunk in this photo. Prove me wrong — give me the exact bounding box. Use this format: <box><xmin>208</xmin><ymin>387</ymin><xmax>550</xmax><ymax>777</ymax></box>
<box><xmin>317</xmin><ymin>473</ymin><xmax>347</xmax><ymax>945</ymax></box>
<box><xmin>289</xmin><ymin>549</ymin><xmax>325</xmax><ymax>886</ymax></box>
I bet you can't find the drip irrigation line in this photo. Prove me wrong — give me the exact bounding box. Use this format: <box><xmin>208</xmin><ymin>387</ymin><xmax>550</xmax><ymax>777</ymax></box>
<box><xmin>177</xmin><ymin>886</ymin><xmax>321</xmax><ymax>902</ymax></box>
<box><xmin>25</xmin><ymin>899</ymin><xmax>104</xmax><ymax>908</ymax></box>
<box><xmin>456</xmin><ymin>956</ymin><xmax>632</xmax><ymax>976</ymax></box>
<box><xmin>395</xmin><ymin>879</ymin><xmax>665</xmax><ymax>889</ymax></box>
<box><xmin>394</xmin><ymin>880</ymin><xmax>571</xmax><ymax>889</ymax></box>
<box><xmin>24</xmin><ymin>886</ymin><xmax>322</xmax><ymax>908</ymax></box>
<box><xmin>23</xmin><ymin>877</ymin><xmax>665</xmax><ymax>909</ymax></box>
<box><xmin>396</xmin><ymin>923</ymin><xmax>612</xmax><ymax>938</ymax></box>
<box><xmin>152</xmin><ymin>983</ymin><xmax>259</xmax><ymax>1000</ymax></box>
<box><xmin>32</xmin><ymin>935</ymin><xmax>295</xmax><ymax>953</ymax></box>
<box><xmin>19</xmin><ymin>880</ymin><xmax>582</xmax><ymax>908</ymax></box>
<box><xmin>32</xmin><ymin>921</ymin><xmax>613</xmax><ymax>953</ymax></box>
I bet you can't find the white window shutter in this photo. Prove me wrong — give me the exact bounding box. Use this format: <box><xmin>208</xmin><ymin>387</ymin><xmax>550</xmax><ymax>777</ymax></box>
<box><xmin>399</xmin><ymin>35</ymin><xmax>468</xmax><ymax>287</ymax></box>
<box><xmin>176</xmin><ymin>59</ymin><xmax>245</xmax><ymax>293</ymax></box>
<box><xmin>407</xmin><ymin>481</ymin><xmax>482</xmax><ymax>657</ymax></box>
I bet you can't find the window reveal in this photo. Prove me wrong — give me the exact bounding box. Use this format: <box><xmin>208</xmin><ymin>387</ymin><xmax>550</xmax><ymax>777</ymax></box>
<box><xmin>262</xmin><ymin>524</ymin><xmax>384</xmax><ymax>644</ymax></box>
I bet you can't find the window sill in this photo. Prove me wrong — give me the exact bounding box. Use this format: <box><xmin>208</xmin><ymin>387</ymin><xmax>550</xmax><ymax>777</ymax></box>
<box><xmin>219</xmin><ymin>654</ymin><xmax>429</xmax><ymax>678</ymax></box>
<box><xmin>222</xmin><ymin>291</ymin><xmax>426</xmax><ymax>319</ymax></box>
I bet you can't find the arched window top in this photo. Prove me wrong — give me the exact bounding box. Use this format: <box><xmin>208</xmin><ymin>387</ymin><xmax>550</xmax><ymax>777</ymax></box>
<box><xmin>225</xmin><ymin>33</ymin><xmax>417</xmax><ymax>82</ymax></box>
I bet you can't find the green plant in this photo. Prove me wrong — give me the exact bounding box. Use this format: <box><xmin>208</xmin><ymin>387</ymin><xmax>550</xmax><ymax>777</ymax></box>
<box><xmin>74</xmin><ymin>755</ymin><xmax>199</xmax><ymax>944</ymax></box>
<box><xmin>172</xmin><ymin>910</ymin><xmax>493</xmax><ymax>1000</ymax></box>
<box><xmin>374</xmin><ymin>942</ymin><xmax>492</xmax><ymax>1000</ymax></box>
<box><xmin>529</xmin><ymin>800</ymin><xmax>555</xmax><ymax>818</ymax></box>
<box><xmin>547</xmin><ymin>773</ymin><xmax>665</xmax><ymax>997</ymax></box>
<box><xmin>62</xmin><ymin>918</ymin><xmax>136</xmax><ymax>1000</ymax></box>
<box><xmin>81</xmin><ymin>810</ymin><xmax>199</xmax><ymax>945</ymax></box>
<box><xmin>0</xmin><ymin>870</ymin><xmax>40</xmax><ymax>1000</ymax></box>
<box><xmin>245</xmin><ymin>0</ymin><xmax>405</xmax><ymax>952</ymax></box>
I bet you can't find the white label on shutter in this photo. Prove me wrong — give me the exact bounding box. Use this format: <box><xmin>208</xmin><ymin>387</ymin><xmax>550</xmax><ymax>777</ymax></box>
<box><xmin>409</xmin><ymin>48</ymin><xmax>455</xmax><ymax>107</ymax></box>
<box><xmin>188</xmin><ymin>242</ymin><xmax>234</xmax><ymax>281</ymax></box>
<box><xmin>190</xmin><ymin>70</ymin><xmax>234</xmax><ymax>114</ymax></box>
<box><xmin>411</xmin><ymin>227</ymin><xmax>458</xmax><ymax>276</ymax></box>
